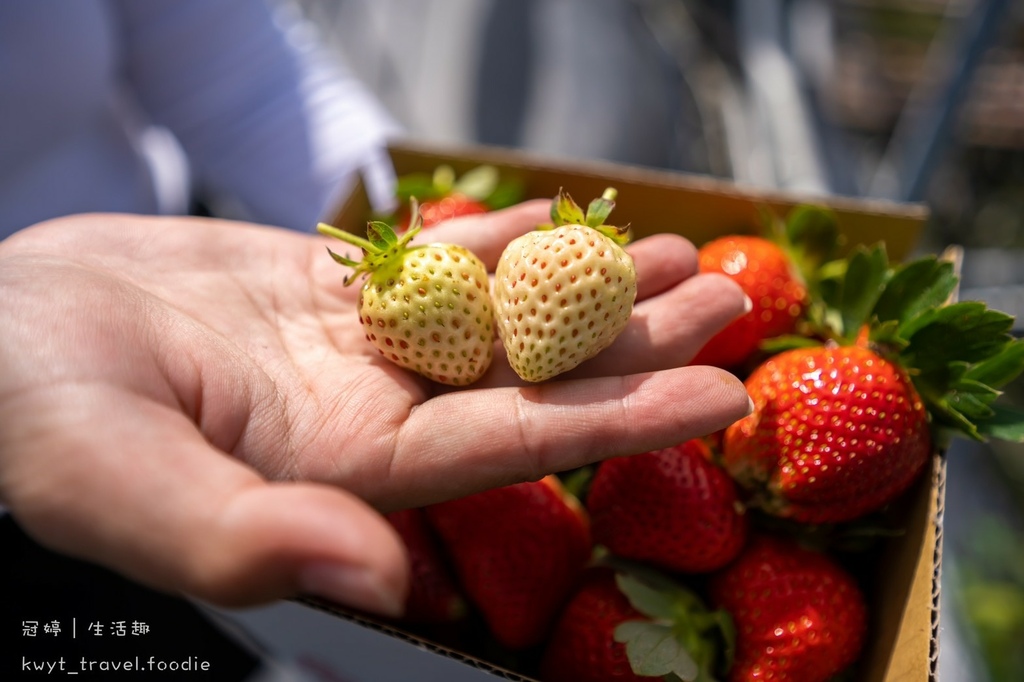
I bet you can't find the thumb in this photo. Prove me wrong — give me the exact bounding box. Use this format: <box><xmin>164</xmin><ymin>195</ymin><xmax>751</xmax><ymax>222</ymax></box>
<box><xmin>1</xmin><ymin>388</ymin><xmax>409</xmax><ymax>616</ymax></box>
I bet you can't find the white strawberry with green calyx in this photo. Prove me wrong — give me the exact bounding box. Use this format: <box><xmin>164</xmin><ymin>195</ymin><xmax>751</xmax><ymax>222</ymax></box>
<box><xmin>494</xmin><ymin>188</ymin><xmax>636</xmax><ymax>382</ymax></box>
<box><xmin>317</xmin><ymin>205</ymin><xmax>494</xmax><ymax>386</ymax></box>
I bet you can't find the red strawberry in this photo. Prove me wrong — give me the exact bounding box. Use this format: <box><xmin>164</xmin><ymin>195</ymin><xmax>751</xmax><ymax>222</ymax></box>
<box><xmin>691</xmin><ymin>235</ymin><xmax>807</xmax><ymax>369</ymax></box>
<box><xmin>541</xmin><ymin>568</ymin><xmax>735</xmax><ymax>682</ymax></box>
<box><xmin>424</xmin><ymin>476</ymin><xmax>592</xmax><ymax>650</ymax></box>
<box><xmin>392</xmin><ymin>164</ymin><xmax>519</xmax><ymax>232</ymax></box>
<box><xmin>415</xmin><ymin>194</ymin><xmax>488</xmax><ymax>228</ymax></box>
<box><xmin>723</xmin><ymin>343</ymin><xmax>931</xmax><ymax>523</ymax></box>
<box><xmin>538</xmin><ymin>570</ymin><xmax>647</xmax><ymax>682</ymax></box>
<box><xmin>721</xmin><ymin>237</ymin><xmax>1024</xmax><ymax>523</ymax></box>
<box><xmin>587</xmin><ymin>439</ymin><xmax>748</xmax><ymax>573</ymax></box>
<box><xmin>384</xmin><ymin>508</ymin><xmax>467</xmax><ymax>624</ymax></box>
<box><xmin>709</xmin><ymin>536</ymin><xmax>867</xmax><ymax>682</ymax></box>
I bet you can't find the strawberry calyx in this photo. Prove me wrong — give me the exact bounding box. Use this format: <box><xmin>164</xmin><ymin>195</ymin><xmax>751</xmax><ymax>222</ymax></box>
<box><xmin>545</xmin><ymin>187</ymin><xmax>631</xmax><ymax>246</ymax></box>
<box><xmin>765</xmin><ymin>203</ymin><xmax>842</xmax><ymax>292</ymax></box>
<box><xmin>601</xmin><ymin>558</ymin><xmax>734</xmax><ymax>681</ymax></box>
<box><xmin>794</xmin><ymin>237</ymin><xmax>1024</xmax><ymax>445</ymax></box>
<box><xmin>318</xmin><ymin>200</ymin><xmax>424</xmax><ymax>285</ymax></box>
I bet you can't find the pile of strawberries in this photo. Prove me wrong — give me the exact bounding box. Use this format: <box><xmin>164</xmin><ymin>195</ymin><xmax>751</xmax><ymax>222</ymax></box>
<box><xmin>318</xmin><ymin>181</ymin><xmax>1024</xmax><ymax>681</ymax></box>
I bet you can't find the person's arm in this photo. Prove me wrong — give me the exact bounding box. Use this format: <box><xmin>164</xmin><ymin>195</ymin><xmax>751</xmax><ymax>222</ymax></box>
<box><xmin>113</xmin><ymin>0</ymin><xmax>401</xmax><ymax>231</ymax></box>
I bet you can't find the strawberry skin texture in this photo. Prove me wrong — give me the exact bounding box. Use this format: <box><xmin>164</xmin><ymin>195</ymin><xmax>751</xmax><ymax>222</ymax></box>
<box><xmin>424</xmin><ymin>476</ymin><xmax>592</xmax><ymax>650</ymax></box>
<box><xmin>709</xmin><ymin>536</ymin><xmax>867</xmax><ymax>682</ymax></box>
<box><xmin>723</xmin><ymin>345</ymin><xmax>931</xmax><ymax>523</ymax></box>
<box><xmin>587</xmin><ymin>439</ymin><xmax>748</xmax><ymax>573</ymax></box>
<box><xmin>692</xmin><ymin>236</ymin><xmax>806</xmax><ymax>369</ymax></box>
<box><xmin>398</xmin><ymin>194</ymin><xmax>489</xmax><ymax>232</ymax></box>
<box><xmin>539</xmin><ymin>569</ymin><xmax>647</xmax><ymax>682</ymax></box>
<box><xmin>419</xmin><ymin>195</ymin><xmax>488</xmax><ymax>226</ymax></box>
<box><xmin>358</xmin><ymin>243</ymin><xmax>493</xmax><ymax>385</ymax></box>
<box><xmin>385</xmin><ymin>509</ymin><xmax>467</xmax><ymax>624</ymax></box>
<box><xmin>494</xmin><ymin>224</ymin><xmax>636</xmax><ymax>382</ymax></box>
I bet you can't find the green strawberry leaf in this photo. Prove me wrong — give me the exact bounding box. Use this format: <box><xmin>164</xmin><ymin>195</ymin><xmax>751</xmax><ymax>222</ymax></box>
<box><xmin>324</xmin><ymin>246</ymin><xmax>359</xmax><ymax>269</ymax></box>
<box><xmin>614</xmin><ymin>621</ymin><xmax>699</xmax><ymax>680</ymax></box>
<box><xmin>924</xmin><ymin>384</ymin><xmax>985</xmax><ymax>440</ymax></box>
<box><xmin>393</xmin><ymin>173</ymin><xmax>443</xmax><ymax>202</ymax></box>
<box><xmin>838</xmin><ymin>244</ymin><xmax>890</xmax><ymax>339</ymax></box>
<box><xmin>710</xmin><ymin>609</ymin><xmax>736</xmax><ymax>674</ymax></box>
<box><xmin>615</xmin><ymin>574</ymin><xmax>679</xmax><ymax>621</ymax></box>
<box><xmin>584</xmin><ymin>188</ymin><xmax>618</xmax><ymax>228</ymax></box>
<box><xmin>783</xmin><ymin>204</ymin><xmax>840</xmax><ymax>279</ymax></box>
<box><xmin>802</xmin><ymin>257</ymin><xmax>845</xmax><ymax>331</ymax></box>
<box><xmin>759</xmin><ymin>335</ymin><xmax>824</xmax><ymax>354</ymax></box>
<box><xmin>817</xmin><ymin>258</ymin><xmax>849</xmax><ymax>285</ymax></box>
<box><xmin>559</xmin><ymin>465</ymin><xmax>595</xmax><ymax>502</ymax></box>
<box><xmin>367</xmin><ymin>220</ymin><xmax>399</xmax><ymax>250</ymax></box>
<box><xmin>551</xmin><ymin>189</ymin><xmax>586</xmax><ymax>226</ymax></box>
<box><xmin>964</xmin><ymin>339</ymin><xmax>1024</xmax><ymax>389</ymax></box>
<box><xmin>901</xmin><ymin>303</ymin><xmax>1016</xmax><ymax>371</ymax></box>
<box><xmin>609</xmin><ymin>567</ymin><xmax>730</xmax><ymax>681</ymax></box>
<box><xmin>452</xmin><ymin>165</ymin><xmax>499</xmax><ymax>201</ymax></box>
<box><xmin>945</xmin><ymin>377</ymin><xmax>1000</xmax><ymax>421</ymax></box>
<box><xmin>485</xmin><ymin>179</ymin><xmax>524</xmax><ymax>210</ymax></box>
<box><xmin>975</xmin><ymin>404</ymin><xmax>1024</xmax><ymax>442</ymax></box>
<box><xmin>431</xmin><ymin>164</ymin><xmax>457</xmax><ymax>194</ymax></box>
<box><xmin>869</xmin><ymin>319</ymin><xmax>909</xmax><ymax>351</ymax></box>
<box><xmin>874</xmin><ymin>257</ymin><xmax>959</xmax><ymax>327</ymax></box>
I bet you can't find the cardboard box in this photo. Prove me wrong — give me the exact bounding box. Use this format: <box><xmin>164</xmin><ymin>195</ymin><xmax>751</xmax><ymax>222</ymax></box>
<box><xmin>322</xmin><ymin>139</ymin><xmax>942</xmax><ymax>682</ymax></box>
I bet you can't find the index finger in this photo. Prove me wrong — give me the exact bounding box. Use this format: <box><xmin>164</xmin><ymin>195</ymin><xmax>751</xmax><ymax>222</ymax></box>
<box><xmin>410</xmin><ymin>199</ymin><xmax>551</xmax><ymax>268</ymax></box>
<box><xmin>372</xmin><ymin>365</ymin><xmax>752</xmax><ymax>511</ymax></box>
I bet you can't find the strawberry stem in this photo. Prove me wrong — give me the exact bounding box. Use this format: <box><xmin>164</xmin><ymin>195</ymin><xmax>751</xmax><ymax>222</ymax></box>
<box><xmin>318</xmin><ymin>199</ymin><xmax>424</xmax><ymax>285</ymax></box>
<box><xmin>546</xmin><ymin>187</ymin><xmax>630</xmax><ymax>245</ymax></box>
<box><xmin>317</xmin><ymin>222</ymin><xmax>379</xmax><ymax>253</ymax></box>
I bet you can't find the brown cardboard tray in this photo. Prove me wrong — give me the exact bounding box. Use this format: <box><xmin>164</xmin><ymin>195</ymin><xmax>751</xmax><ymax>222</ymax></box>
<box><xmin>324</xmin><ymin>138</ymin><xmax>943</xmax><ymax>682</ymax></box>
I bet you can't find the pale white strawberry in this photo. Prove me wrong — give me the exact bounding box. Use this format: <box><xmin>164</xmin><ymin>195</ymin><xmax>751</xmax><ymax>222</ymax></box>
<box><xmin>494</xmin><ymin>189</ymin><xmax>636</xmax><ymax>382</ymax></box>
<box><xmin>318</xmin><ymin>206</ymin><xmax>493</xmax><ymax>386</ymax></box>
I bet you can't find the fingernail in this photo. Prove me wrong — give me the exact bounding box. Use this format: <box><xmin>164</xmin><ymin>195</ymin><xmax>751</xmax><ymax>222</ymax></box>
<box><xmin>299</xmin><ymin>562</ymin><xmax>405</xmax><ymax>618</ymax></box>
<box><xmin>742</xmin><ymin>295</ymin><xmax>753</xmax><ymax>314</ymax></box>
<box><xmin>746</xmin><ymin>395</ymin><xmax>755</xmax><ymax>415</ymax></box>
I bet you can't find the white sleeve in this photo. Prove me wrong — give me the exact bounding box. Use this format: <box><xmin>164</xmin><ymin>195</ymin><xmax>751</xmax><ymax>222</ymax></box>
<box><xmin>112</xmin><ymin>0</ymin><xmax>401</xmax><ymax>231</ymax></box>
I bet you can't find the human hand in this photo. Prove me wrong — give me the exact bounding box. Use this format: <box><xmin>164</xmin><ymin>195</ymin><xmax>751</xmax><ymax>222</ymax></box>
<box><xmin>0</xmin><ymin>203</ymin><xmax>750</xmax><ymax>616</ymax></box>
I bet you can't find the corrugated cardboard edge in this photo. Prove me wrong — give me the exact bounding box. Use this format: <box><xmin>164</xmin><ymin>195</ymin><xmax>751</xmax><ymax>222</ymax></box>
<box><xmin>870</xmin><ymin>455</ymin><xmax>945</xmax><ymax>681</ymax></box>
<box><xmin>295</xmin><ymin>597</ymin><xmax>534</xmax><ymax>681</ymax></box>
<box><xmin>333</xmin><ymin>138</ymin><xmax>929</xmax><ymax>263</ymax></box>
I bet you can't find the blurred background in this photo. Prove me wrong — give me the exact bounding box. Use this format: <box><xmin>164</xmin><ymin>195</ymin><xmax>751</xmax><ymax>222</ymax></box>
<box><xmin>289</xmin><ymin>0</ymin><xmax>1024</xmax><ymax>679</ymax></box>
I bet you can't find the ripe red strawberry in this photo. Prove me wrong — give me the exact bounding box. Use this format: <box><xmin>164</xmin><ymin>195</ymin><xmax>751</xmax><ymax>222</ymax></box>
<box><xmin>723</xmin><ymin>343</ymin><xmax>931</xmax><ymax>523</ymax></box>
<box><xmin>720</xmin><ymin>238</ymin><xmax>1024</xmax><ymax>523</ymax></box>
<box><xmin>709</xmin><ymin>536</ymin><xmax>867</xmax><ymax>682</ymax></box>
<box><xmin>538</xmin><ymin>570</ymin><xmax>647</xmax><ymax>682</ymax></box>
<box><xmin>587</xmin><ymin>439</ymin><xmax>748</xmax><ymax>573</ymax></box>
<box><xmin>392</xmin><ymin>164</ymin><xmax>520</xmax><ymax>232</ymax></box>
<box><xmin>691</xmin><ymin>235</ymin><xmax>806</xmax><ymax>369</ymax></box>
<box><xmin>424</xmin><ymin>476</ymin><xmax>592</xmax><ymax>650</ymax></box>
<box><xmin>541</xmin><ymin>568</ymin><xmax>735</xmax><ymax>682</ymax></box>
<box><xmin>415</xmin><ymin>194</ymin><xmax>487</xmax><ymax>228</ymax></box>
<box><xmin>384</xmin><ymin>508</ymin><xmax>467</xmax><ymax>624</ymax></box>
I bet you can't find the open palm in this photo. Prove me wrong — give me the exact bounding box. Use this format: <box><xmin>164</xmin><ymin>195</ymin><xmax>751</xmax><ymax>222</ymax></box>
<box><xmin>0</xmin><ymin>203</ymin><xmax>750</xmax><ymax>614</ymax></box>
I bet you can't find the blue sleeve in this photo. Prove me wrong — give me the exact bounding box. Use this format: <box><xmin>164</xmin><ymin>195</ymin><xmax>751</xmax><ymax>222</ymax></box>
<box><xmin>111</xmin><ymin>0</ymin><xmax>401</xmax><ymax>231</ymax></box>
